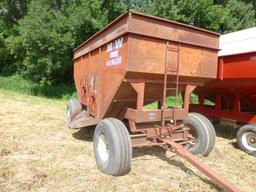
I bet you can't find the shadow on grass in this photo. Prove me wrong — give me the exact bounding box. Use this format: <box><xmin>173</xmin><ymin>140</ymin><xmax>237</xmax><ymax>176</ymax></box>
<box><xmin>72</xmin><ymin>126</ymin><xmax>95</xmax><ymax>142</ymax></box>
<box><xmin>212</xmin><ymin>121</ymin><xmax>240</xmax><ymax>150</ymax></box>
<box><xmin>213</xmin><ymin>121</ymin><xmax>239</xmax><ymax>139</ymax></box>
<box><xmin>133</xmin><ymin>147</ymin><xmax>221</xmax><ymax>191</ymax></box>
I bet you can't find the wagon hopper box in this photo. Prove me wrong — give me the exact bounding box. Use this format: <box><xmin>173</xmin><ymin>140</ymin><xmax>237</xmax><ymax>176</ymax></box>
<box><xmin>190</xmin><ymin>27</ymin><xmax>256</xmax><ymax>156</ymax></box>
<box><xmin>67</xmin><ymin>12</ymin><xmax>241</xmax><ymax>192</ymax></box>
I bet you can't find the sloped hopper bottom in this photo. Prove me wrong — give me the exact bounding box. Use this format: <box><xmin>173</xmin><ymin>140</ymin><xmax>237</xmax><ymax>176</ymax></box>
<box><xmin>67</xmin><ymin>99</ymin><xmax>99</xmax><ymax>129</ymax></box>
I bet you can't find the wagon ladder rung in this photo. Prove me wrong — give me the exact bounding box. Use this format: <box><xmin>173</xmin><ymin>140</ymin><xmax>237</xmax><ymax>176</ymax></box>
<box><xmin>161</xmin><ymin>42</ymin><xmax>180</xmax><ymax>127</ymax></box>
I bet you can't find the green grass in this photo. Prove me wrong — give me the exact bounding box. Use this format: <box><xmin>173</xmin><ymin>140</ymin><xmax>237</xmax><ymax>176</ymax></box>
<box><xmin>0</xmin><ymin>75</ymin><xmax>76</xmax><ymax>100</ymax></box>
<box><xmin>0</xmin><ymin>75</ymin><xmax>214</xmax><ymax>109</ymax></box>
<box><xmin>144</xmin><ymin>93</ymin><xmax>190</xmax><ymax>109</ymax></box>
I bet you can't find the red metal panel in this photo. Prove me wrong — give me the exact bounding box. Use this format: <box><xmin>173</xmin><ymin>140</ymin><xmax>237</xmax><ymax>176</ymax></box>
<box><xmin>191</xmin><ymin>51</ymin><xmax>256</xmax><ymax>123</ymax></box>
<box><xmin>129</xmin><ymin>12</ymin><xmax>219</xmax><ymax>50</ymax></box>
<box><xmin>191</xmin><ymin>104</ymin><xmax>256</xmax><ymax>124</ymax></box>
<box><xmin>73</xmin><ymin>11</ymin><xmax>219</xmax><ymax>59</ymax></box>
<box><xmin>128</xmin><ymin>34</ymin><xmax>218</xmax><ymax>78</ymax></box>
<box><xmin>220</xmin><ymin>52</ymin><xmax>256</xmax><ymax>79</ymax></box>
<box><xmin>101</xmin><ymin>35</ymin><xmax>129</xmax><ymax>118</ymax></box>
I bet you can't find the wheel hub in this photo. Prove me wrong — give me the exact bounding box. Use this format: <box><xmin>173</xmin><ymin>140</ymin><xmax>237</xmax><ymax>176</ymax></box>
<box><xmin>98</xmin><ymin>134</ymin><xmax>109</xmax><ymax>161</ymax></box>
<box><xmin>247</xmin><ymin>133</ymin><xmax>256</xmax><ymax>147</ymax></box>
<box><xmin>249</xmin><ymin>138</ymin><xmax>255</xmax><ymax>144</ymax></box>
<box><xmin>241</xmin><ymin>132</ymin><xmax>256</xmax><ymax>151</ymax></box>
<box><xmin>187</xmin><ymin>126</ymin><xmax>198</xmax><ymax>144</ymax></box>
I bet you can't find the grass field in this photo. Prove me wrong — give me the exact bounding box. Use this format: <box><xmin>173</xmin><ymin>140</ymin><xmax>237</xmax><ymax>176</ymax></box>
<box><xmin>0</xmin><ymin>76</ymin><xmax>255</xmax><ymax>192</ymax></box>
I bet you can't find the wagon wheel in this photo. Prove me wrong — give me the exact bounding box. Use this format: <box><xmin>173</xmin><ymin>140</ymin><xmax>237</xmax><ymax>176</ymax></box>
<box><xmin>237</xmin><ymin>124</ymin><xmax>256</xmax><ymax>156</ymax></box>
<box><xmin>93</xmin><ymin>118</ymin><xmax>132</xmax><ymax>176</ymax></box>
<box><xmin>182</xmin><ymin>113</ymin><xmax>216</xmax><ymax>156</ymax></box>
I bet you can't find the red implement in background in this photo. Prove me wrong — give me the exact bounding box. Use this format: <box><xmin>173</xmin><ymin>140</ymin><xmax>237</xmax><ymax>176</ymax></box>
<box><xmin>190</xmin><ymin>27</ymin><xmax>256</xmax><ymax>156</ymax></box>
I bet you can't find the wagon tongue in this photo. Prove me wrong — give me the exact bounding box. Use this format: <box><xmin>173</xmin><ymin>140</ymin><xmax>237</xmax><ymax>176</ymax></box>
<box><xmin>160</xmin><ymin>139</ymin><xmax>241</xmax><ymax>192</ymax></box>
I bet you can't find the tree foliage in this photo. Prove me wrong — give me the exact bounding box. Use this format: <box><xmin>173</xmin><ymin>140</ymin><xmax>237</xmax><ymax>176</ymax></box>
<box><xmin>131</xmin><ymin>0</ymin><xmax>255</xmax><ymax>33</ymax></box>
<box><xmin>0</xmin><ymin>0</ymin><xmax>31</xmax><ymax>73</ymax></box>
<box><xmin>0</xmin><ymin>0</ymin><xmax>255</xmax><ymax>85</ymax></box>
<box><xmin>6</xmin><ymin>0</ymin><xmax>107</xmax><ymax>84</ymax></box>
<box><xmin>4</xmin><ymin>0</ymin><xmax>126</xmax><ymax>84</ymax></box>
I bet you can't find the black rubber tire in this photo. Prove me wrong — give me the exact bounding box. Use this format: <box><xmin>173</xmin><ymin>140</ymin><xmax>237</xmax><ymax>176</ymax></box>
<box><xmin>183</xmin><ymin>113</ymin><xmax>216</xmax><ymax>156</ymax></box>
<box><xmin>236</xmin><ymin>124</ymin><xmax>256</xmax><ymax>156</ymax></box>
<box><xmin>93</xmin><ymin>118</ymin><xmax>132</xmax><ymax>176</ymax></box>
<box><xmin>190</xmin><ymin>113</ymin><xmax>216</xmax><ymax>156</ymax></box>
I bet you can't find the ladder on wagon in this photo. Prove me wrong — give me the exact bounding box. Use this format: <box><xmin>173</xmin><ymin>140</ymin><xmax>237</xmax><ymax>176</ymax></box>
<box><xmin>161</xmin><ymin>41</ymin><xmax>180</xmax><ymax>127</ymax></box>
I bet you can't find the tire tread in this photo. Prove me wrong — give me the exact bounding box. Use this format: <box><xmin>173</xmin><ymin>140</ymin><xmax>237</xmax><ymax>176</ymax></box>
<box><xmin>93</xmin><ymin>118</ymin><xmax>132</xmax><ymax>176</ymax></box>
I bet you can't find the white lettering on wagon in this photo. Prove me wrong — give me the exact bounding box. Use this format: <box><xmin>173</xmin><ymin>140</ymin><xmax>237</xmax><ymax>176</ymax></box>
<box><xmin>107</xmin><ymin>37</ymin><xmax>123</xmax><ymax>52</ymax></box>
<box><xmin>106</xmin><ymin>37</ymin><xmax>123</xmax><ymax>66</ymax></box>
<box><xmin>107</xmin><ymin>57</ymin><xmax>122</xmax><ymax>66</ymax></box>
<box><xmin>110</xmin><ymin>50</ymin><xmax>119</xmax><ymax>58</ymax></box>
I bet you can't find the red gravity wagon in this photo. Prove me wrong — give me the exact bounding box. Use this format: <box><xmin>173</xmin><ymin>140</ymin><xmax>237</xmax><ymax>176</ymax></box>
<box><xmin>190</xmin><ymin>27</ymin><xmax>256</xmax><ymax>156</ymax></box>
<box><xmin>67</xmin><ymin>12</ymin><xmax>242</xmax><ymax>192</ymax></box>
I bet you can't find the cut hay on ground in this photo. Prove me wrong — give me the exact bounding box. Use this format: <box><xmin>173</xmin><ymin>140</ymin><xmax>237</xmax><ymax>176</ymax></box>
<box><xmin>0</xmin><ymin>91</ymin><xmax>255</xmax><ymax>192</ymax></box>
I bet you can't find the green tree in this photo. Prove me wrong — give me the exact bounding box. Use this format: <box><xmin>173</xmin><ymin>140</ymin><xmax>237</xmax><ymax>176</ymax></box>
<box><xmin>5</xmin><ymin>0</ymin><xmax>128</xmax><ymax>85</ymax></box>
<box><xmin>134</xmin><ymin>0</ymin><xmax>180</xmax><ymax>20</ymax></box>
<box><xmin>129</xmin><ymin>0</ymin><xmax>228</xmax><ymax>31</ymax></box>
<box><xmin>6</xmin><ymin>0</ymin><xmax>107</xmax><ymax>85</ymax></box>
<box><xmin>130</xmin><ymin>0</ymin><xmax>255</xmax><ymax>33</ymax></box>
<box><xmin>2</xmin><ymin>0</ymin><xmax>256</xmax><ymax>86</ymax></box>
<box><xmin>223</xmin><ymin>0</ymin><xmax>255</xmax><ymax>33</ymax></box>
<box><xmin>238</xmin><ymin>0</ymin><xmax>256</xmax><ymax>19</ymax></box>
<box><xmin>0</xmin><ymin>0</ymin><xmax>31</xmax><ymax>73</ymax></box>
<box><xmin>102</xmin><ymin>0</ymin><xmax>127</xmax><ymax>21</ymax></box>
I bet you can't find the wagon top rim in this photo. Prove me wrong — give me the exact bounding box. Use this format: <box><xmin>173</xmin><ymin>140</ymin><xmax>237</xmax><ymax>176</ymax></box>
<box><xmin>73</xmin><ymin>11</ymin><xmax>220</xmax><ymax>52</ymax></box>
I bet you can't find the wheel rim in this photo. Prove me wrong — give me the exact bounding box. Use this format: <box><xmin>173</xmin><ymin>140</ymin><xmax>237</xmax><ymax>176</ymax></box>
<box><xmin>184</xmin><ymin>124</ymin><xmax>199</xmax><ymax>149</ymax></box>
<box><xmin>97</xmin><ymin>134</ymin><xmax>110</xmax><ymax>161</ymax></box>
<box><xmin>241</xmin><ymin>131</ymin><xmax>256</xmax><ymax>151</ymax></box>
